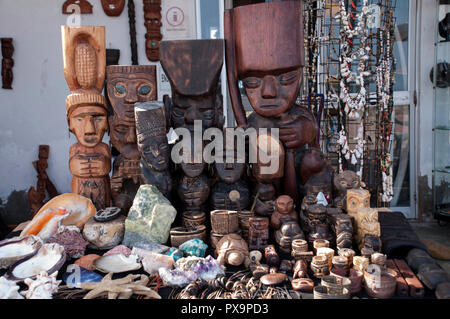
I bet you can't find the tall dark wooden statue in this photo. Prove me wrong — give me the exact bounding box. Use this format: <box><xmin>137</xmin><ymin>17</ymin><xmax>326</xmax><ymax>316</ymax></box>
<box><xmin>1</xmin><ymin>38</ymin><xmax>14</xmax><ymax>89</ymax></box>
<box><xmin>135</xmin><ymin>101</ymin><xmax>172</xmax><ymax>199</ymax></box>
<box><xmin>62</xmin><ymin>26</ymin><xmax>111</xmax><ymax>210</ymax></box>
<box><xmin>160</xmin><ymin>40</ymin><xmax>225</xmax><ymax>132</ymax></box>
<box><xmin>107</xmin><ymin>65</ymin><xmax>157</xmax><ymax>212</ymax></box>
<box><xmin>225</xmin><ymin>1</ymin><xmax>317</xmax><ymax>206</ymax></box>
<box><xmin>143</xmin><ymin>0</ymin><xmax>162</xmax><ymax>62</ymax></box>
<box><xmin>128</xmin><ymin>0</ymin><xmax>138</xmax><ymax>65</ymax></box>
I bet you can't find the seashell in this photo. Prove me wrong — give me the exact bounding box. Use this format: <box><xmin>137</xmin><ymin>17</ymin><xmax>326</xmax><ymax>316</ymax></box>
<box><xmin>21</xmin><ymin>271</ymin><xmax>61</xmax><ymax>299</ymax></box>
<box><xmin>0</xmin><ymin>276</ymin><xmax>24</xmax><ymax>299</ymax></box>
<box><xmin>63</xmin><ymin>264</ymin><xmax>103</xmax><ymax>288</ymax></box>
<box><xmin>93</xmin><ymin>253</ymin><xmax>141</xmax><ymax>273</ymax></box>
<box><xmin>36</xmin><ymin>212</ymin><xmax>70</xmax><ymax>242</ymax></box>
<box><xmin>74</xmin><ymin>254</ymin><xmax>101</xmax><ymax>271</ymax></box>
<box><xmin>5</xmin><ymin>243</ymin><xmax>66</xmax><ymax>282</ymax></box>
<box><xmin>142</xmin><ymin>252</ymin><xmax>174</xmax><ymax>275</ymax></box>
<box><xmin>0</xmin><ymin>236</ymin><xmax>43</xmax><ymax>269</ymax></box>
<box><xmin>21</xmin><ymin>193</ymin><xmax>96</xmax><ymax>237</ymax></box>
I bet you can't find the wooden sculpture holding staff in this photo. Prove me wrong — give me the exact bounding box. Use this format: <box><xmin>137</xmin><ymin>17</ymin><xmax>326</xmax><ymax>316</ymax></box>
<box><xmin>106</xmin><ymin>65</ymin><xmax>157</xmax><ymax>213</ymax></box>
<box><xmin>225</xmin><ymin>1</ymin><xmax>317</xmax><ymax>206</ymax></box>
<box><xmin>62</xmin><ymin>26</ymin><xmax>111</xmax><ymax>210</ymax></box>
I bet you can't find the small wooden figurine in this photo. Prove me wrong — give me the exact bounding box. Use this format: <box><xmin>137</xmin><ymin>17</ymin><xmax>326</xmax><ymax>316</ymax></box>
<box><xmin>160</xmin><ymin>40</ymin><xmax>225</xmax><ymax>132</ymax></box>
<box><xmin>216</xmin><ymin>233</ymin><xmax>251</xmax><ymax>268</ymax></box>
<box><xmin>248</xmin><ymin>217</ymin><xmax>269</xmax><ymax>251</ymax></box>
<box><xmin>334</xmin><ymin>170</ymin><xmax>363</xmax><ymax>209</ymax></box>
<box><xmin>264</xmin><ymin>245</ymin><xmax>280</xmax><ymax>268</ymax></box>
<box><xmin>101</xmin><ymin>0</ymin><xmax>125</xmax><ymax>16</ymax></box>
<box><xmin>107</xmin><ymin>65</ymin><xmax>157</xmax><ymax>212</ymax></box>
<box><xmin>270</xmin><ymin>195</ymin><xmax>298</xmax><ymax>230</ymax></box>
<box><xmin>135</xmin><ymin>101</ymin><xmax>172</xmax><ymax>199</ymax></box>
<box><xmin>225</xmin><ymin>1</ymin><xmax>317</xmax><ymax>205</ymax></box>
<box><xmin>1</xmin><ymin>38</ymin><xmax>14</xmax><ymax>89</ymax></box>
<box><xmin>253</xmin><ymin>183</ymin><xmax>276</xmax><ymax>217</ymax></box>
<box><xmin>62</xmin><ymin>26</ymin><xmax>111</xmax><ymax>210</ymax></box>
<box><xmin>275</xmin><ymin>219</ymin><xmax>305</xmax><ymax>254</ymax></box>
<box><xmin>62</xmin><ymin>0</ymin><xmax>93</xmax><ymax>14</ymax></box>
<box><xmin>28</xmin><ymin>145</ymin><xmax>58</xmax><ymax>216</ymax></box>
<box><xmin>143</xmin><ymin>0</ymin><xmax>162</xmax><ymax>62</ymax></box>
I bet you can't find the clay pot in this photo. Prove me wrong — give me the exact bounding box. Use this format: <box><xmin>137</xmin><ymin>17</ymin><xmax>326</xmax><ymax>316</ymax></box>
<box><xmin>211</xmin><ymin>210</ymin><xmax>239</xmax><ymax>235</ymax></box>
<box><xmin>321</xmin><ymin>275</ymin><xmax>351</xmax><ymax>295</ymax></box>
<box><xmin>313</xmin><ymin>285</ymin><xmax>350</xmax><ymax>299</ymax></box>
<box><xmin>313</xmin><ymin>239</ymin><xmax>330</xmax><ymax>254</ymax></box>
<box><xmin>170</xmin><ymin>225</ymin><xmax>207</xmax><ymax>248</ymax></box>
<box><xmin>338</xmin><ymin>248</ymin><xmax>355</xmax><ymax>267</ymax></box>
<box><xmin>182</xmin><ymin>211</ymin><xmax>206</xmax><ymax>228</ymax></box>
<box><xmin>332</xmin><ymin>256</ymin><xmax>349</xmax><ymax>277</ymax></box>
<box><xmin>317</xmin><ymin>247</ymin><xmax>335</xmax><ymax>270</ymax></box>
<box><xmin>292</xmin><ymin>278</ymin><xmax>314</xmax><ymax>293</ymax></box>
<box><xmin>292</xmin><ymin>239</ymin><xmax>308</xmax><ymax>253</ymax></box>
<box><xmin>364</xmin><ymin>267</ymin><xmax>397</xmax><ymax>299</ymax></box>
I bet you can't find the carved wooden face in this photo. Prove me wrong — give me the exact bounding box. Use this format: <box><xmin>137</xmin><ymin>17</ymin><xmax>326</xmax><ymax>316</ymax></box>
<box><xmin>144</xmin><ymin>9</ymin><xmax>162</xmax><ymax>39</ymax></box>
<box><xmin>334</xmin><ymin>170</ymin><xmax>361</xmax><ymax>194</ymax></box>
<box><xmin>1</xmin><ymin>39</ymin><xmax>14</xmax><ymax>57</ymax></box>
<box><xmin>69</xmin><ymin>106</ymin><xmax>108</xmax><ymax>147</ymax></box>
<box><xmin>179</xmin><ymin>140</ymin><xmax>206</xmax><ymax>177</ymax></box>
<box><xmin>346</xmin><ymin>189</ymin><xmax>370</xmax><ymax>217</ymax></box>
<box><xmin>101</xmin><ymin>0</ymin><xmax>125</xmax><ymax>16</ymax></box>
<box><xmin>178</xmin><ymin>175</ymin><xmax>210</xmax><ymax>207</ymax></box>
<box><xmin>255</xmin><ymin>183</ymin><xmax>276</xmax><ymax>201</ymax></box>
<box><xmin>137</xmin><ymin>134</ymin><xmax>169</xmax><ymax>171</ymax></box>
<box><xmin>214</xmin><ymin>149</ymin><xmax>246</xmax><ymax>184</ymax></box>
<box><xmin>275</xmin><ymin>195</ymin><xmax>294</xmax><ymax>214</ymax></box>
<box><xmin>38</xmin><ymin>146</ymin><xmax>49</xmax><ymax>160</ymax></box>
<box><xmin>242</xmin><ymin>68</ymin><xmax>302</xmax><ymax>118</ymax></box>
<box><xmin>171</xmin><ymin>93</ymin><xmax>216</xmax><ymax>131</ymax></box>
<box><xmin>109</xmin><ymin>117</ymin><xmax>138</xmax><ymax>157</ymax></box>
<box><xmin>249</xmin><ymin>218</ymin><xmax>269</xmax><ymax>231</ymax></box>
<box><xmin>107</xmin><ymin>71</ymin><xmax>157</xmax><ymax>120</ymax></box>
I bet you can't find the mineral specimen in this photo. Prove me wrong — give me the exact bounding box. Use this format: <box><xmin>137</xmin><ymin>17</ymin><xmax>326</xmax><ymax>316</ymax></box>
<box><xmin>122</xmin><ymin>185</ymin><xmax>177</xmax><ymax>246</ymax></box>
<box><xmin>179</xmin><ymin>238</ymin><xmax>208</xmax><ymax>258</ymax></box>
<box><xmin>47</xmin><ymin>225</ymin><xmax>88</xmax><ymax>259</ymax></box>
<box><xmin>82</xmin><ymin>215</ymin><xmax>126</xmax><ymax>250</ymax></box>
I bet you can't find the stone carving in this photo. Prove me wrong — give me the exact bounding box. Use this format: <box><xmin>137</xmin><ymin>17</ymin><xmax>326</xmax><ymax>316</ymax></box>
<box><xmin>62</xmin><ymin>26</ymin><xmax>111</xmax><ymax>210</ymax></box>
<box><xmin>107</xmin><ymin>65</ymin><xmax>157</xmax><ymax>212</ymax></box>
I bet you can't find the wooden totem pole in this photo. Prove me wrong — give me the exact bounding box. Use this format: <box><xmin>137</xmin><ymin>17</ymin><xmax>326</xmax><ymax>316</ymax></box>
<box><xmin>1</xmin><ymin>38</ymin><xmax>14</xmax><ymax>89</ymax></box>
<box><xmin>62</xmin><ymin>26</ymin><xmax>111</xmax><ymax>210</ymax></box>
<box><xmin>143</xmin><ymin>0</ymin><xmax>162</xmax><ymax>62</ymax></box>
<box><xmin>106</xmin><ymin>65</ymin><xmax>157</xmax><ymax>213</ymax></box>
<box><xmin>225</xmin><ymin>1</ymin><xmax>317</xmax><ymax>206</ymax></box>
<box><xmin>160</xmin><ymin>40</ymin><xmax>225</xmax><ymax>132</ymax></box>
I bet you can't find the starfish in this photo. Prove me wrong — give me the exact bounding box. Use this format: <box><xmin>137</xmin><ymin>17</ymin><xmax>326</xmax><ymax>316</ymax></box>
<box><xmin>79</xmin><ymin>273</ymin><xmax>161</xmax><ymax>299</ymax></box>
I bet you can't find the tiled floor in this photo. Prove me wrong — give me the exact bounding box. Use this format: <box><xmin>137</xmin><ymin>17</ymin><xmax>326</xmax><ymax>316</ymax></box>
<box><xmin>410</xmin><ymin>220</ymin><xmax>450</xmax><ymax>273</ymax></box>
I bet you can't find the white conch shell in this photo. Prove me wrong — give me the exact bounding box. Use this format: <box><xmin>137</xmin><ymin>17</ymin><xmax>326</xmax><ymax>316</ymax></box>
<box><xmin>0</xmin><ymin>276</ymin><xmax>24</xmax><ymax>299</ymax></box>
<box><xmin>38</xmin><ymin>213</ymin><xmax>70</xmax><ymax>242</ymax></box>
<box><xmin>21</xmin><ymin>271</ymin><xmax>61</xmax><ymax>299</ymax></box>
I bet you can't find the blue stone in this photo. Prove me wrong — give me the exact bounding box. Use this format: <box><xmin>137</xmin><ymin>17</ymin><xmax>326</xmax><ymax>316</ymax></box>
<box><xmin>63</xmin><ymin>264</ymin><xmax>103</xmax><ymax>288</ymax></box>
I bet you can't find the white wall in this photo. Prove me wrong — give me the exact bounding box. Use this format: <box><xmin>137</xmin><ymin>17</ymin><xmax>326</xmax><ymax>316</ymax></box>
<box><xmin>0</xmin><ymin>0</ymin><xmax>196</xmax><ymax>202</ymax></box>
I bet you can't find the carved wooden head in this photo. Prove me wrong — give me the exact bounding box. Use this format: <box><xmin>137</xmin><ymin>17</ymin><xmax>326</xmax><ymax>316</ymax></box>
<box><xmin>254</xmin><ymin>183</ymin><xmax>275</xmax><ymax>201</ymax></box>
<box><xmin>249</xmin><ymin>217</ymin><xmax>269</xmax><ymax>231</ymax></box>
<box><xmin>1</xmin><ymin>38</ymin><xmax>14</xmax><ymax>58</ymax></box>
<box><xmin>68</xmin><ymin>105</ymin><xmax>108</xmax><ymax>147</ymax></box>
<box><xmin>135</xmin><ymin>101</ymin><xmax>169</xmax><ymax>171</ymax></box>
<box><xmin>333</xmin><ymin>170</ymin><xmax>361</xmax><ymax>194</ymax></box>
<box><xmin>107</xmin><ymin>65</ymin><xmax>156</xmax><ymax>155</ymax></box>
<box><xmin>178</xmin><ymin>174</ymin><xmax>210</xmax><ymax>207</ymax></box>
<box><xmin>214</xmin><ymin>140</ymin><xmax>246</xmax><ymax>184</ymax></box>
<box><xmin>225</xmin><ymin>1</ymin><xmax>304</xmax><ymax>123</ymax></box>
<box><xmin>275</xmin><ymin>195</ymin><xmax>294</xmax><ymax>215</ymax></box>
<box><xmin>300</xmin><ymin>148</ymin><xmax>327</xmax><ymax>184</ymax></box>
<box><xmin>38</xmin><ymin>145</ymin><xmax>50</xmax><ymax>160</ymax></box>
<box><xmin>101</xmin><ymin>0</ymin><xmax>126</xmax><ymax>16</ymax></box>
<box><xmin>346</xmin><ymin>189</ymin><xmax>370</xmax><ymax>217</ymax></box>
<box><xmin>160</xmin><ymin>40</ymin><xmax>224</xmax><ymax>131</ymax></box>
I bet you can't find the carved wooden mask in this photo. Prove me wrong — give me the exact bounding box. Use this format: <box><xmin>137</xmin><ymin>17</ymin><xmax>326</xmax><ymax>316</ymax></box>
<box><xmin>101</xmin><ymin>0</ymin><xmax>125</xmax><ymax>16</ymax></box>
<box><xmin>275</xmin><ymin>195</ymin><xmax>294</xmax><ymax>215</ymax></box>
<box><xmin>160</xmin><ymin>40</ymin><xmax>224</xmax><ymax>131</ymax></box>
<box><xmin>225</xmin><ymin>1</ymin><xmax>304</xmax><ymax>125</ymax></box>
<box><xmin>143</xmin><ymin>0</ymin><xmax>162</xmax><ymax>62</ymax></box>
<box><xmin>346</xmin><ymin>189</ymin><xmax>370</xmax><ymax>217</ymax></box>
<box><xmin>333</xmin><ymin>170</ymin><xmax>361</xmax><ymax>194</ymax></box>
<box><xmin>135</xmin><ymin>101</ymin><xmax>169</xmax><ymax>171</ymax></box>
<box><xmin>178</xmin><ymin>174</ymin><xmax>210</xmax><ymax>208</ymax></box>
<box><xmin>107</xmin><ymin>65</ymin><xmax>157</xmax><ymax>155</ymax></box>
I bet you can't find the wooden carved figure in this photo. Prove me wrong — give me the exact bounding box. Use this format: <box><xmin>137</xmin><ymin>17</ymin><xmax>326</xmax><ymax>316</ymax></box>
<box><xmin>248</xmin><ymin>217</ymin><xmax>269</xmax><ymax>252</ymax></box>
<box><xmin>275</xmin><ymin>218</ymin><xmax>305</xmax><ymax>254</ymax></box>
<box><xmin>270</xmin><ymin>195</ymin><xmax>298</xmax><ymax>230</ymax></box>
<box><xmin>62</xmin><ymin>26</ymin><xmax>111</xmax><ymax>210</ymax></box>
<box><xmin>346</xmin><ymin>188</ymin><xmax>370</xmax><ymax>218</ymax></box>
<box><xmin>211</xmin><ymin>140</ymin><xmax>250</xmax><ymax>211</ymax></box>
<box><xmin>101</xmin><ymin>0</ymin><xmax>126</xmax><ymax>16</ymax></box>
<box><xmin>107</xmin><ymin>65</ymin><xmax>157</xmax><ymax>212</ymax></box>
<box><xmin>160</xmin><ymin>40</ymin><xmax>225</xmax><ymax>132</ymax></box>
<box><xmin>135</xmin><ymin>101</ymin><xmax>172</xmax><ymax>199</ymax></box>
<box><xmin>301</xmin><ymin>148</ymin><xmax>334</xmax><ymax>204</ymax></box>
<box><xmin>1</xmin><ymin>38</ymin><xmax>14</xmax><ymax>89</ymax></box>
<box><xmin>333</xmin><ymin>170</ymin><xmax>362</xmax><ymax>209</ymax></box>
<box><xmin>28</xmin><ymin>145</ymin><xmax>59</xmax><ymax>216</ymax></box>
<box><xmin>253</xmin><ymin>183</ymin><xmax>276</xmax><ymax>218</ymax></box>
<box><xmin>225</xmin><ymin>1</ymin><xmax>317</xmax><ymax>205</ymax></box>
<box><xmin>62</xmin><ymin>0</ymin><xmax>93</xmax><ymax>14</ymax></box>
<box><xmin>143</xmin><ymin>0</ymin><xmax>162</xmax><ymax>62</ymax></box>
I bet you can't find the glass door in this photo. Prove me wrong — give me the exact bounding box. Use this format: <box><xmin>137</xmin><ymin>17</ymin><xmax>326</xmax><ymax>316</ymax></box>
<box><xmin>389</xmin><ymin>0</ymin><xmax>417</xmax><ymax>218</ymax></box>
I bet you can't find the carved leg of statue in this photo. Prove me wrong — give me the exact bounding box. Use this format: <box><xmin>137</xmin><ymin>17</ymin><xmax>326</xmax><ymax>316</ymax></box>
<box><xmin>284</xmin><ymin>149</ymin><xmax>299</xmax><ymax>208</ymax></box>
<box><xmin>72</xmin><ymin>176</ymin><xmax>110</xmax><ymax>210</ymax></box>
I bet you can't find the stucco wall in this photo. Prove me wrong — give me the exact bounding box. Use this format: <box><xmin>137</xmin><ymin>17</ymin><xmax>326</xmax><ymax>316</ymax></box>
<box><xmin>0</xmin><ymin>0</ymin><xmax>196</xmax><ymax>217</ymax></box>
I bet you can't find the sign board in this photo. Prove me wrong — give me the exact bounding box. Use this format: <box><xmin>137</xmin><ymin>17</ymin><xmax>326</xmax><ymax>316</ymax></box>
<box><xmin>161</xmin><ymin>0</ymin><xmax>197</xmax><ymax>40</ymax></box>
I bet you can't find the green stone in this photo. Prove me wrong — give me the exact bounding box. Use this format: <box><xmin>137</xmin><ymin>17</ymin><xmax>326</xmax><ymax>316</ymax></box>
<box><xmin>122</xmin><ymin>185</ymin><xmax>177</xmax><ymax>247</ymax></box>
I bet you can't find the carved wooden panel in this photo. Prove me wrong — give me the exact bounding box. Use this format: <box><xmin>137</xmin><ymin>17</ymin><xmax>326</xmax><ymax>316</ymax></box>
<box><xmin>143</xmin><ymin>0</ymin><xmax>162</xmax><ymax>62</ymax></box>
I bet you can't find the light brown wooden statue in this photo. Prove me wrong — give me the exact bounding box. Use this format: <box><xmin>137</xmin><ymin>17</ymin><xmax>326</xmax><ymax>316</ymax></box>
<box><xmin>346</xmin><ymin>188</ymin><xmax>370</xmax><ymax>218</ymax></box>
<box><xmin>62</xmin><ymin>26</ymin><xmax>111</xmax><ymax>210</ymax></box>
